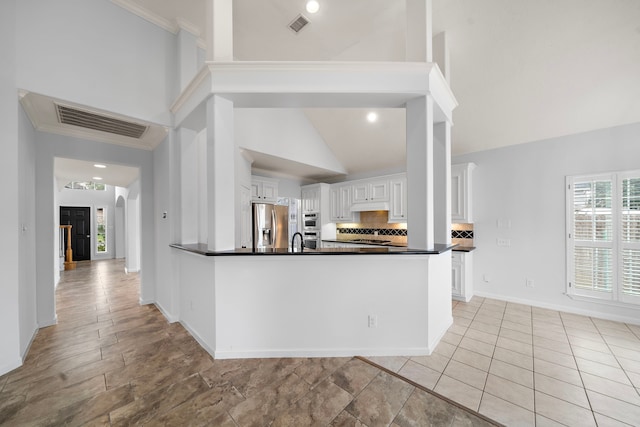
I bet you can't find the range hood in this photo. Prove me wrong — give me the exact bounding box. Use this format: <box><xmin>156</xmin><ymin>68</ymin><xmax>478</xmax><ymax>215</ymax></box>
<box><xmin>350</xmin><ymin>202</ymin><xmax>390</xmax><ymax>212</ymax></box>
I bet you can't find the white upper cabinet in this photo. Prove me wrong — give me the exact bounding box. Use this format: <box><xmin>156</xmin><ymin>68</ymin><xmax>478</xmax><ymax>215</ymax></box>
<box><xmin>451</xmin><ymin>163</ymin><xmax>476</xmax><ymax>223</ymax></box>
<box><xmin>330</xmin><ymin>184</ymin><xmax>357</xmax><ymax>222</ymax></box>
<box><xmin>388</xmin><ymin>176</ymin><xmax>407</xmax><ymax>223</ymax></box>
<box><xmin>301</xmin><ymin>185</ymin><xmax>321</xmax><ymax>213</ymax></box>
<box><xmin>352</xmin><ymin>180</ymin><xmax>389</xmax><ymax>203</ymax></box>
<box><xmin>251</xmin><ymin>177</ymin><xmax>278</xmax><ymax>203</ymax></box>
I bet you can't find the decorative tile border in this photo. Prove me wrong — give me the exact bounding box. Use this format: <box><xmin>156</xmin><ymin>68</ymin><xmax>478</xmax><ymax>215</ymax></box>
<box><xmin>452</xmin><ymin>230</ymin><xmax>474</xmax><ymax>239</ymax></box>
<box><xmin>337</xmin><ymin>229</ymin><xmax>474</xmax><ymax>238</ymax></box>
<box><xmin>337</xmin><ymin>228</ymin><xmax>408</xmax><ymax>237</ymax></box>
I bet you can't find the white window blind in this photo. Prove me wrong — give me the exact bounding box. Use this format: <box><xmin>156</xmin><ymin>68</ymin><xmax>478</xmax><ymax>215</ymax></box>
<box><xmin>567</xmin><ymin>171</ymin><xmax>640</xmax><ymax>305</ymax></box>
<box><xmin>621</xmin><ymin>175</ymin><xmax>640</xmax><ymax>302</ymax></box>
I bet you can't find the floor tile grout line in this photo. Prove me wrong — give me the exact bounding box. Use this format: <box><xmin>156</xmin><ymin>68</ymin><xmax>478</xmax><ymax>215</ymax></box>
<box><xmin>477</xmin><ymin>299</ymin><xmax>507</xmax><ymax>418</ymax></box>
<box><xmin>557</xmin><ymin>309</ymin><xmax>598</xmax><ymax>425</ymax></box>
<box><xmin>356</xmin><ymin>356</ymin><xmax>504</xmax><ymax>427</ymax></box>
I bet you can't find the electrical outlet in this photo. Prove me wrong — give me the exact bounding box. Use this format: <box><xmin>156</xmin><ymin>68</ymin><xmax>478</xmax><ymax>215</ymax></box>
<box><xmin>526</xmin><ymin>278</ymin><xmax>535</xmax><ymax>288</ymax></box>
<box><xmin>483</xmin><ymin>274</ymin><xmax>491</xmax><ymax>283</ymax></box>
<box><xmin>190</xmin><ymin>300</ymin><xmax>194</xmax><ymax>310</ymax></box>
<box><xmin>368</xmin><ymin>315</ymin><xmax>378</xmax><ymax>328</ymax></box>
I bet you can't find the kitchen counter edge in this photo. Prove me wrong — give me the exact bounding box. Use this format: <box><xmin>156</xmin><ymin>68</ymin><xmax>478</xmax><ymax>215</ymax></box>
<box><xmin>170</xmin><ymin>243</ymin><xmax>456</xmax><ymax>256</ymax></box>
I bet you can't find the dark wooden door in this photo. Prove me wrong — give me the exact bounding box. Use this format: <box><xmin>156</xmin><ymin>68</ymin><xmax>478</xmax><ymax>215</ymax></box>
<box><xmin>60</xmin><ymin>206</ymin><xmax>91</xmax><ymax>261</ymax></box>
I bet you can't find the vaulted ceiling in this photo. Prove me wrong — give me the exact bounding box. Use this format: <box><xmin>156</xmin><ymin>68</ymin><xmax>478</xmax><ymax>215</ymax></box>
<box><xmin>114</xmin><ymin>0</ymin><xmax>640</xmax><ymax>174</ymax></box>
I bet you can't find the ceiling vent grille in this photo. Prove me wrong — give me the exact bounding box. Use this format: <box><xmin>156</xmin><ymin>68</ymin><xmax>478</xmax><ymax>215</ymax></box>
<box><xmin>56</xmin><ymin>104</ymin><xmax>148</xmax><ymax>139</ymax></box>
<box><xmin>288</xmin><ymin>14</ymin><xmax>310</xmax><ymax>33</ymax></box>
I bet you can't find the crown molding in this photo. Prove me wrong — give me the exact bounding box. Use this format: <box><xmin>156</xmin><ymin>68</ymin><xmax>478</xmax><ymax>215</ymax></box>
<box><xmin>176</xmin><ymin>17</ymin><xmax>200</xmax><ymax>38</ymax></box>
<box><xmin>111</xmin><ymin>0</ymin><xmax>178</xmax><ymax>33</ymax></box>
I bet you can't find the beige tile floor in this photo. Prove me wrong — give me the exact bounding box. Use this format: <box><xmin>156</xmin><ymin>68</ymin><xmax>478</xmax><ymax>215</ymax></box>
<box><xmin>3</xmin><ymin>258</ymin><xmax>639</xmax><ymax>426</ymax></box>
<box><xmin>367</xmin><ymin>298</ymin><xmax>640</xmax><ymax>426</ymax></box>
<box><xmin>0</xmin><ymin>259</ymin><xmax>499</xmax><ymax>426</ymax></box>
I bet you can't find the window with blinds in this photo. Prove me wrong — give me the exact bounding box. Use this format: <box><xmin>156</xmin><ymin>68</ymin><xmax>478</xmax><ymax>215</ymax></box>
<box><xmin>567</xmin><ymin>172</ymin><xmax>640</xmax><ymax>305</ymax></box>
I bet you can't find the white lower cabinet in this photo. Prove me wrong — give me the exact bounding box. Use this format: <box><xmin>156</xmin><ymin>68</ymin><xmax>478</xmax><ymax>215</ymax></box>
<box><xmin>452</xmin><ymin>251</ymin><xmax>473</xmax><ymax>302</ymax></box>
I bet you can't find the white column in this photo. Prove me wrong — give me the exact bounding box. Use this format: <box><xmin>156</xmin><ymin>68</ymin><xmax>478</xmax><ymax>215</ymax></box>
<box><xmin>179</xmin><ymin>127</ymin><xmax>199</xmax><ymax>243</ymax></box>
<box><xmin>177</xmin><ymin>28</ymin><xmax>199</xmax><ymax>91</ymax></box>
<box><xmin>434</xmin><ymin>121</ymin><xmax>452</xmax><ymax>244</ymax></box>
<box><xmin>206</xmin><ymin>95</ymin><xmax>235</xmax><ymax>251</ymax></box>
<box><xmin>406</xmin><ymin>0</ymin><xmax>432</xmax><ymax>62</ymax></box>
<box><xmin>433</xmin><ymin>32</ymin><xmax>450</xmax><ymax>82</ymax></box>
<box><xmin>406</xmin><ymin>95</ymin><xmax>435</xmax><ymax>249</ymax></box>
<box><xmin>205</xmin><ymin>0</ymin><xmax>233</xmax><ymax>62</ymax></box>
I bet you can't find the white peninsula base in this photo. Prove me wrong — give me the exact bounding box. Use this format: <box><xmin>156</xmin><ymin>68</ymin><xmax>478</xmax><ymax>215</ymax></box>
<box><xmin>171</xmin><ymin>249</ymin><xmax>453</xmax><ymax>359</ymax></box>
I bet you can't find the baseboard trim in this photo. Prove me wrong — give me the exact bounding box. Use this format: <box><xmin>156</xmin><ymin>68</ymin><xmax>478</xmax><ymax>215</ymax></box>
<box><xmin>0</xmin><ymin>358</ymin><xmax>23</xmax><ymax>377</ymax></box>
<box><xmin>21</xmin><ymin>327</ymin><xmax>39</xmax><ymax>363</ymax></box>
<box><xmin>213</xmin><ymin>347</ymin><xmax>433</xmax><ymax>360</ymax></box>
<box><xmin>38</xmin><ymin>316</ymin><xmax>58</xmax><ymax>328</ymax></box>
<box><xmin>474</xmin><ymin>291</ymin><xmax>640</xmax><ymax>326</ymax></box>
<box><xmin>154</xmin><ymin>302</ymin><xmax>179</xmax><ymax>323</ymax></box>
<box><xmin>179</xmin><ymin>320</ymin><xmax>216</xmax><ymax>358</ymax></box>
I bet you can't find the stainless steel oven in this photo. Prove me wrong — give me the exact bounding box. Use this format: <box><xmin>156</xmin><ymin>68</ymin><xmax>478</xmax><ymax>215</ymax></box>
<box><xmin>303</xmin><ymin>213</ymin><xmax>319</xmax><ymax>229</ymax></box>
<box><xmin>303</xmin><ymin>230</ymin><xmax>320</xmax><ymax>250</ymax></box>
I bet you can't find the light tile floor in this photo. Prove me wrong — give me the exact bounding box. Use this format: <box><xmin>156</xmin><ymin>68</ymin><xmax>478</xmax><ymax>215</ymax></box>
<box><xmin>367</xmin><ymin>297</ymin><xmax>640</xmax><ymax>426</ymax></box>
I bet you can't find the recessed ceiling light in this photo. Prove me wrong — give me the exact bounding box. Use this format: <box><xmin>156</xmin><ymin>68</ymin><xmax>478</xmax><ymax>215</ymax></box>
<box><xmin>366</xmin><ymin>112</ymin><xmax>378</xmax><ymax>123</ymax></box>
<box><xmin>94</xmin><ymin>164</ymin><xmax>106</xmax><ymax>168</ymax></box>
<box><xmin>306</xmin><ymin>0</ymin><xmax>319</xmax><ymax>14</ymax></box>
<box><xmin>92</xmin><ymin>177</ymin><xmax>103</xmax><ymax>180</ymax></box>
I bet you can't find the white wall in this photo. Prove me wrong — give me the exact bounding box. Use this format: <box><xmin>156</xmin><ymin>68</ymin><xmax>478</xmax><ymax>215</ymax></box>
<box><xmin>18</xmin><ymin>87</ymin><xmax>38</xmax><ymax>365</ymax></box>
<box><xmin>16</xmin><ymin>0</ymin><xmax>177</xmax><ymax>125</ymax></box>
<box><xmin>153</xmin><ymin>132</ymin><xmax>180</xmax><ymax>321</ymax></box>
<box><xmin>57</xmin><ymin>185</ymin><xmax>117</xmax><ymax>261</ymax></box>
<box><xmin>0</xmin><ymin>0</ymin><xmax>22</xmax><ymax>375</ymax></box>
<box><xmin>235</xmin><ymin>109</ymin><xmax>346</xmax><ymax>174</ymax></box>
<box><xmin>454</xmin><ymin>122</ymin><xmax>640</xmax><ymax>323</ymax></box>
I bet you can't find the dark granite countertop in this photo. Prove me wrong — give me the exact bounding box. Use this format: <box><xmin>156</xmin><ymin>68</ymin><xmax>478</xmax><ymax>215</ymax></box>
<box><xmin>170</xmin><ymin>243</ymin><xmax>455</xmax><ymax>256</ymax></box>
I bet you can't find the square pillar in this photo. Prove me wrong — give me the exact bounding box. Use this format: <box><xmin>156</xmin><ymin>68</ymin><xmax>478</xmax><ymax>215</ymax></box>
<box><xmin>434</xmin><ymin>121</ymin><xmax>452</xmax><ymax>244</ymax></box>
<box><xmin>206</xmin><ymin>0</ymin><xmax>233</xmax><ymax>61</ymax></box>
<box><xmin>406</xmin><ymin>95</ymin><xmax>435</xmax><ymax>249</ymax></box>
<box><xmin>406</xmin><ymin>0</ymin><xmax>432</xmax><ymax>62</ymax></box>
<box><xmin>206</xmin><ymin>95</ymin><xmax>235</xmax><ymax>251</ymax></box>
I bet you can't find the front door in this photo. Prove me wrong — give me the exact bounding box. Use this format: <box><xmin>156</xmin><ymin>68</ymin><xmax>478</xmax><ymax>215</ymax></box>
<box><xmin>60</xmin><ymin>206</ymin><xmax>91</xmax><ymax>261</ymax></box>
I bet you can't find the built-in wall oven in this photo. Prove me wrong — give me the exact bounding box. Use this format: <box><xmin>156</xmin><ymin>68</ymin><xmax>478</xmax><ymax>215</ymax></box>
<box><xmin>303</xmin><ymin>213</ymin><xmax>319</xmax><ymax>229</ymax></box>
<box><xmin>303</xmin><ymin>230</ymin><xmax>320</xmax><ymax>250</ymax></box>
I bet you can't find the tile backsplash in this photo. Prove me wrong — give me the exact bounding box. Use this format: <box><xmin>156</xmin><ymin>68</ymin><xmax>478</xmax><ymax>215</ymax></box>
<box><xmin>336</xmin><ymin>212</ymin><xmax>475</xmax><ymax>247</ymax></box>
<box><xmin>336</xmin><ymin>211</ymin><xmax>407</xmax><ymax>244</ymax></box>
<box><xmin>452</xmin><ymin>223</ymin><xmax>474</xmax><ymax>247</ymax></box>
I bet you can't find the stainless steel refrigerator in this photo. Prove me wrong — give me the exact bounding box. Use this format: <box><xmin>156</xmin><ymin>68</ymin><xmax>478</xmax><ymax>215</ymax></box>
<box><xmin>252</xmin><ymin>203</ymin><xmax>289</xmax><ymax>250</ymax></box>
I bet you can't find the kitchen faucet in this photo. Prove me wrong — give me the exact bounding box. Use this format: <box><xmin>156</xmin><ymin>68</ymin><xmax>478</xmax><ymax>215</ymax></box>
<box><xmin>291</xmin><ymin>232</ymin><xmax>304</xmax><ymax>252</ymax></box>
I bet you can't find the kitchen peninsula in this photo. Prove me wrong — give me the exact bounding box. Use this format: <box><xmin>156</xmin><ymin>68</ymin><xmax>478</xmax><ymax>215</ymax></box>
<box><xmin>165</xmin><ymin>0</ymin><xmax>459</xmax><ymax>362</ymax></box>
<box><xmin>170</xmin><ymin>243</ymin><xmax>454</xmax><ymax>359</ymax></box>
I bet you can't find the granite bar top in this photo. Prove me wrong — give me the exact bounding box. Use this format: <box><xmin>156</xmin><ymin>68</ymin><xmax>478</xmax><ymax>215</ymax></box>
<box><xmin>170</xmin><ymin>243</ymin><xmax>455</xmax><ymax>256</ymax></box>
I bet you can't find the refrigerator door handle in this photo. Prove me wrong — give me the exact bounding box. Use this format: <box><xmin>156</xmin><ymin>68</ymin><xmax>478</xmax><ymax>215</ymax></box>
<box><xmin>272</xmin><ymin>208</ymin><xmax>277</xmax><ymax>246</ymax></box>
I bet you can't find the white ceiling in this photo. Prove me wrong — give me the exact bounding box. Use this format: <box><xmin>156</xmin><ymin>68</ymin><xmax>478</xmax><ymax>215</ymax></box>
<box><xmin>114</xmin><ymin>0</ymin><xmax>640</xmax><ymax>173</ymax></box>
<box><xmin>54</xmin><ymin>158</ymin><xmax>139</xmax><ymax>190</ymax></box>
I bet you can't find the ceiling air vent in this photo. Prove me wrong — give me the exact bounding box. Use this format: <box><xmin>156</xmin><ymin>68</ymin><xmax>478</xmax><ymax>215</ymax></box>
<box><xmin>56</xmin><ymin>104</ymin><xmax>148</xmax><ymax>139</ymax></box>
<box><xmin>288</xmin><ymin>14</ymin><xmax>310</xmax><ymax>33</ymax></box>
